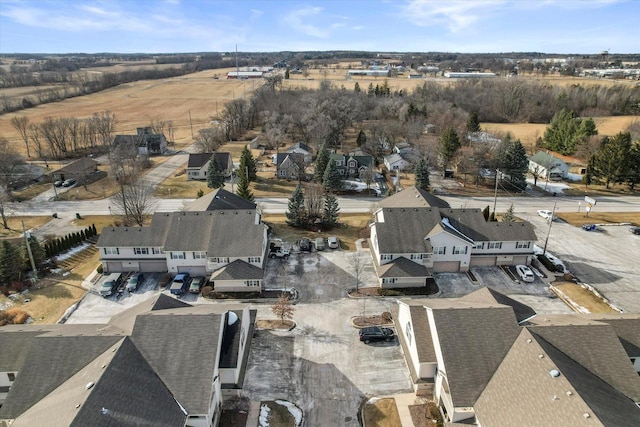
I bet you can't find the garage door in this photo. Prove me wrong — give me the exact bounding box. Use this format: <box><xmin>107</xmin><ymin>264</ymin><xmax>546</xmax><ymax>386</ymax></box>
<box><xmin>139</xmin><ymin>261</ymin><xmax>168</xmax><ymax>273</ymax></box>
<box><xmin>105</xmin><ymin>261</ymin><xmax>124</xmax><ymax>273</ymax></box>
<box><xmin>512</xmin><ymin>256</ymin><xmax>529</xmax><ymax>265</ymax></box>
<box><xmin>470</xmin><ymin>256</ymin><xmax>496</xmax><ymax>267</ymax></box>
<box><xmin>178</xmin><ymin>266</ymin><xmax>207</xmax><ymax>276</ymax></box>
<box><xmin>433</xmin><ymin>261</ymin><xmax>460</xmax><ymax>272</ymax></box>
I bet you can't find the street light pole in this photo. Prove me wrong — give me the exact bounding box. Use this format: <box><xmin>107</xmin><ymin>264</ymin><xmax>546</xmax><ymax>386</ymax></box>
<box><xmin>492</xmin><ymin>169</ymin><xmax>500</xmax><ymax>217</ymax></box>
<box><xmin>542</xmin><ymin>202</ymin><xmax>557</xmax><ymax>255</ymax></box>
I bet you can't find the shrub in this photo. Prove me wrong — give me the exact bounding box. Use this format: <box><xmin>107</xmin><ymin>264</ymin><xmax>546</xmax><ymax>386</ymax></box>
<box><xmin>378</xmin><ymin>289</ymin><xmax>401</xmax><ymax>296</ymax></box>
<box><xmin>382</xmin><ymin>311</ymin><xmax>393</xmax><ymax>322</ymax></box>
<box><xmin>0</xmin><ymin>308</ymin><xmax>31</xmax><ymax>326</ymax></box>
<box><xmin>201</xmin><ymin>285</ymin><xmax>213</xmax><ymax>297</ymax></box>
<box><xmin>96</xmin><ymin>264</ymin><xmax>103</xmax><ymax>274</ymax></box>
<box><xmin>537</xmin><ymin>254</ymin><xmax>556</xmax><ymax>272</ymax></box>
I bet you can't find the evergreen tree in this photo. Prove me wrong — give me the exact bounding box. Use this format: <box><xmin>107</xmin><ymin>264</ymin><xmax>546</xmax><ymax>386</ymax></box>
<box><xmin>367</xmin><ymin>83</ymin><xmax>374</xmax><ymax>96</ymax></box>
<box><xmin>286</xmin><ymin>184</ymin><xmax>307</xmax><ymax>227</ymax></box>
<box><xmin>356</xmin><ymin>130</ymin><xmax>367</xmax><ymax>147</ymax></box>
<box><xmin>499</xmin><ymin>136</ymin><xmax>529</xmax><ymax>192</ymax></box>
<box><xmin>626</xmin><ymin>142</ymin><xmax>640</xmax><ymax>191</ymax></box>
<box><xmin>235</xmin><ymin>175</ymin><xmax>254</xmax><ymax>202</ymax></box>
<box><xmin>80</xmin><ymin>230</ymin><xmax>86</xmax><ymax>241</ymax></box>
<box><xmin>284</xmin><ymin>68</ymin><xmax>290</xmax><ymax>79</ymax></box>
<box><xmin>414</xmin><ymin>159</ymin><xmax>430</xmax><ymax>189</ymax></box>
<box><xmin>206</xmin><ymin>155</ymin><xmax>225</xmax><ymax>189</ymax></box>
<box><xmin>482</xmin><ymin>205</ymin><xmax>490</xmax><ymax>222</ymax></box>
<box><xmin>467</xmin><ymin>112</ymin><xmax>481</xmax><ymax>132</ymax></box>
<box><xmin>502</xmin><ymin>204</ymin><xmax>515</xmax><ymax>222</ymax></box>
<box><xmin>439</xmin><ymin>127</ymin><xmax>461</xmax><ymax>172</ymax></box>
<box><xmin>238</xmin><ymin>146</ymin><xmax>257</xmax><ymax>182</ymax></box>
<box><xmin>314</xmin><ymin>145</ymin><xmax>330</xmax><ymax>183</ymax></box>
<box><xmin>543</xmin><ymin>109</ymin><xmax>598</xmax><ymax>155</ymax></box>
<box><xmin>354</xmin><ymin>82</ymin><xmax>361</xmax><ymax>93</ymax></box>
<box><xmin>593</xmin><ymin>132</ymin><xmax>632</xmax><ymax>189</ymax></box>
<box><xmin>323</xmin><ymin>160</ymin><xmax>342</xmax><ymax>193</ymax></box>
<box><xmin>323</xmin><ymin>193</ymin><xmax>340</xmax><ymax>227</ymax></box>
<box><xmin>91</xmin><ymin>224</ymin><xmax>97</xmax><ymax>236</ymax></box>
<box><xmin>22</xmin><ymin>236</ymin><xmax>45</xmax><ymax>272</ymax></box>
<box><xmin>0</xmin><ymin>240</ymin><xmax>22</xmax><ymax>286</ymax></box>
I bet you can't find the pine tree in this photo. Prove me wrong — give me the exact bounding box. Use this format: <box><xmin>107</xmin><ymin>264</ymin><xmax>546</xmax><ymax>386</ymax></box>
<box><xmin>502</xmin><ymin>204</ymin><xmax>515</xmax><ymax>222</ymax></box>
<box><xmin>91</xmin><ymin>224</ymin><xmax>97</xmax><ymax>236</ymax></box>
<box><xmin>323</xmin><ymin>161</ymin><xmax>342</xmax><ymax>193</ymax></box>
<box><xmin>626</xmin><ymin>142</ymin><xmax>640</xmax><ymax>191</ymax></box>
<box><xmin>286</xmin><ymin>184</ymin><xmax>307</xmax><ymax>228</ymax></box>
<box><xmin>323</xmin><ymin>193</ymin><xmax>340</xmax><ymax>227</ymax></box>
<box><xmin>284</xmin><ymin>68</ymin><xmax>290</xmax><ymax>79</ymax></box>
<box><xmin>593</xmin><ymin>132</ymin><xmax>632</xmax><ymax>189</ymax></box>
<box><xmin>80</xmin><ymin>230</ymin><xmax>86</xmax><ymax>241</ymax></box>
<box><xmin>314</xmin><ymin>145</ymin><xmax>330</xmax><ymax>183</ymax></box>
<box><xmin>356</xmin><ymin>130</ymin><xmax>367</xmax><ymax>147</ymax></box>
<box><xmin>482</xmin><ymin>205</ymin><xmax>490</xmax><ymax>222</ymax></box>
<box><xmin>543</xmin><ymin>109</ymin><xmax>598</xmax><ymax>155</ymax></box>
<box><xmin>238</xmin><ymin>146</ymin><xmax>257</xmax><ymax>182</ymax></box>
<box><xmin>499</xmin><ymin>137</ymin><xmax>529</xmax><ymax>192</ymax></box>
<box><xmin>439</xmin><ymin>127</ymin><xmax>461</xmax><ymax>172</ymax></box>
<box><xmin>414</xmin><ymin>159</ymin><xmax>430</xmax><ymax>189</ymax></box>
<box><xmin>0</xmin><ymin>240</ymin><xmax>22</xmax><ymax>286</ymax></box>
<box><xmin>235</xmin><ymin>175</ymin><xmax>254</xmax><ymax>202</ymax></box>
<box><xmin>467</xmin><ymin>112</ymin><xmax>481</xmax><ymax>132</ymax></box>
<box><xmin>354</xmin><ymin>82</ymin><xmax>361</xmax><ymax>93</ymax></box>
<box><xmin>206</xmin><ymin>155</ymin><xmax>225</xmax><ymax>189</ymax></box>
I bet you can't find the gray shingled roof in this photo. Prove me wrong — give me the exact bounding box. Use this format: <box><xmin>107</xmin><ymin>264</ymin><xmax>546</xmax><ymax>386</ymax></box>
<box><xmin>408</xmin><ymin>305</ymin><xmax>437</xmax><ymax>364</ymax></box>
<box><xmin>72</xmin><ymin>337</ymin><xmax>187</xmax><ymax>427</ymax></box>
<box><xmin>377</xmin><ymin>256</ymin><xmax>430</xmax><ymax>278</ymax></box>
<box><xmin>378</xmin><ymin>186</ymin><xmax>450</xmax><ymax>209</ymax></box>
<box><xmin>130</xmin><ymin>312</ymin><xmax>221</xmax><ymax>414</ymax></box>
<box><xmin>187</xmin><ymin>152</ymin><xmax>231</xmax><ymax>169</ymax></box>
<box><xmin>0</xmin><ymin>331</ymin><xmax>42</xmax><ymax>372</ymax></box>
<box><xmin>529</xmin><ymin>323</ymin><xmax>640</xmax><ymax>402</ymax></box>
<box><xmin>183</xmin><ymin>188</ymin><xmax>257</xmax><ymax>211</ymax></box>
<box><xmin>427</xmin><ymin>303</ymin><xmax>520</xmax><ymax>407</ymax></box>
<box><xmin>207</xmin><ymin>211</ymin><xmax>267</xmax><ymax>258</ymax></box>
<box><xmin>585</xmin><ymin>315</ymin><xmax>640</xmax><ymax>357</ymax></box>
<box><xmin>211</xmin><ymin>259</ymin><xmax>264</xmax><ymax>281</ymax></box>
<box><xmin>529</xmin><ymin>151</ymin><xmax>565</xmax><ymax>169</ymax></box>
<box><xmin>0</xmin><ymin>335</ymin><xmax>122</xmax><ymax>420</ymax></box>
<box><xmin>460</xmin><ymin>287</ymin><xmax>536</xmax><ymax>323</ymax></box>
<box><xmin>51</xmin><ymin>158</ymin><xmax>98</xmax><ymax>175</ymax></box>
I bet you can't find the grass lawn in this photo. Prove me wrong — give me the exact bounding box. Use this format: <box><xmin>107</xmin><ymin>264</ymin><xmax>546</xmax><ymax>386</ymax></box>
<box><xmin>556</xmin><ymin>211</ymin><xmax>640</xmax><ymax>227</ymax></box>
<box><xmin>363</xmin><ymin>398</ymin><xmax>402</xmax><ymax>427</ymax></box>
<box><xmin>155</xmin><ymin>167</ymin><xmax>211</xmax><ymax>198</ymax></box>
<box><xmin>0</xmin><ymin>216</ymin><xmax>51</xmax><ymax>239</ymax></box>
<box><xmin>263</xmin><ymin>213</ymin><xmax>370</xmax><ymax>250</ymax></box>
<box><xmin>553</xmin><ymin>282</ymin><xmax>617</xmax><ymax>314</ymax></box>
<box><xmin>13</xmin><ymin>182</ymin><xmax>52</xmax><ymax>201</ymax></box>
<box><xmin>253</xmin><ymin>174</ymin><xmax>299</xmax><ymax>197</ymax></box>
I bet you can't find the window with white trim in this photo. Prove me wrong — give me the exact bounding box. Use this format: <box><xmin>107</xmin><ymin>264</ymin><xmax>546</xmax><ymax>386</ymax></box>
<box><xmin>134</xmin><ymin>247</ymin><xmax>149</xmax><ymax>255</ymax></box>
<box><xmin>212</xmin><ymin>257</ymin><xmax>230</xmax><ymax>263</ymax></box>
<box><xmin>248</xmin><ymin>257</ymin><xmax>261</xmax><ymax>263</ymax></box>
<box><xmin>516</xmin><ymin>241</ymin><xmax>531</xmax><ymax>249</ymax></box>
<box><xmin>453</xmin><ymin>246</ymin><xmax>468</xmax><ymax>255</ymax></box>
<box><xmin>382</xmin><ymin>278</ymin><xmax>396</xmax><ymax>284</ymax></box>
<box><xmin>432</xmin><ymin>246</ymin><xmax>446</xmax><ymax>255</ymax></box>
<box><xmin>488</xmin><ymin>242</ymin><xmax>502</xmax><ymax>249</ymax></box>
<box><xmin>410</xmin><ymin>254</ymin><xmax>422</xmax><ymax>260</ymax></box>
<box><xmin>405</xmin><ymin>322</ymin><xmax>413</xmax><ymax>346</ymax></box>
<box><xmin>104</xmin><ymin>247</ymin><xmax>119</xmax><ymax>255</ymax></box>
<box><xmin>381</xmin><ymin>254</ymin><xmax>393</xmax><ymax>261</ymax></box>
<box><xmin>193</xmin><ymin>251</ymin><xmax>207</xmax><ymax>259</ymax></box>
<box><xmin>246</xmin><ymin>280</ymin><xmax>260</xmax><ymax>287</ymax></box>
<box><xmin>170</xmin><ymin>252</ymin><xmax>186</xmax><ymax>259</ymax></box>
<box><xmin>152</xmin><ymin>247</ymin><xmax>164</xmax><ymax>254</ymax></box>
<box><xmin>475</xmin><ymin>242</ymin><xmax>485</xmax><ymax>250</ymax></box>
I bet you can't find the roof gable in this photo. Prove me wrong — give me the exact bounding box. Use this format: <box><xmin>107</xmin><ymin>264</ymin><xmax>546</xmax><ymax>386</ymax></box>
<box><xmin>210</xmin><ymin>259</ymin><xmax>264</xmax><ymax>280</ymax></box>
<box><xmin>529</xmin><ymin>151</ymin><xmax>566</xmax><ymax>169</ymax></box>
<box><xmin>378</xmin><ymin>186</ymin><xmax>450</xmax><ymax>209</ymax></box>
<box><xmin>183</xmin><ymin>188</ymin><xmax>257</xmax><ymax>211</ymax></box>
<box><xmin>461</xmin><ymin>287</ymin><xmax>536</xmax><ymax>323</ymax></box>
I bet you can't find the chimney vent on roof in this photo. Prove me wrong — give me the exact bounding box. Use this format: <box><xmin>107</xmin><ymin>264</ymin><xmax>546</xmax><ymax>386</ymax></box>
<box><xmin>550</xmin><ymin>369</ymin><xmax>561</xmax><ymax>378</ymax></box>
<box><xmin>583</xmin><ymin>413</ymin><xmax>590</xmax><ymax>419</ymax></box>
<box><xmin>86</xmin><ymin>382</ymin><xmax>94</xmax><ymax>390</ymax></box>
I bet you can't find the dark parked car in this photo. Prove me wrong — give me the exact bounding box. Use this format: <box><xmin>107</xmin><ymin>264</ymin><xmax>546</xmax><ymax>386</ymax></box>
<box><xmin>62</xmin><ymin>178</ymin><xmax>77</xmax><ymax>187</ymax></box>
<box><xmin>170</xmin><ymin>273</ymin><xmax>191</xmax><ymax>295</ymax></box>
<box><xmin>359</xmin><ymin>326</ymin><xmax>395</xmax><ymax>344</ymax></box>
<box><xmin>630</xmin><ymin>226</ymin><xmax>640</xmax><ymax>235</ymax></box>
<box><xmin>299</xmin><ymin>238</ymin><xmax>312</xmax><ymax>252</ymax></box>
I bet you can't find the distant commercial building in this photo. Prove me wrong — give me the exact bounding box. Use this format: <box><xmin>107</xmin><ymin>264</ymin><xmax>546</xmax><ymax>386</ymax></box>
<box><xmin>226</xmin><ymin>71</ymin><xmax>264</xmax><ymax>79</ymax></box>
<box><xmin>347</xmin><ymin>69</ymin><xmax>390</xmax><ymax>77</ymax></box>
<box><xmin>444</xmin><ymin>72</ymin><xmax>496</xmax><ymax>78</ymax></box>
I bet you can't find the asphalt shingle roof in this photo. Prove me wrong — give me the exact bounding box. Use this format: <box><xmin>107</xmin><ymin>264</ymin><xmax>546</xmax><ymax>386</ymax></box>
<box><xmin>407</xmin><ymin>305</ymin><xmax>436</xmax><ymax>364</ymax></box>
<box><xmin>51</xmin><ymin>158</ymin><xmax>98</xmax><ymax>175</ymax></box>
<box><xmin>529</xmin><ymin>151</ymin><xmax>565</xmax><ymax>169</ymax></box>
<box><xmin>210</xmin><ymin>259</ymin><xmax>264</xmax><ymax>280</ymax></box>
<box><xmin>377</xmin><ymin>256</ymin><xmax>430</xmax><ymax>278</ymax></box>
<box><xmin>378</xmin><ymin>186</ymin><xmax>450</xmax><ymax>208</ymax></box>
<box><xmin>460</xmin><ymin>287</ymin><xmax>536</xmax><ymax>323</ymax></box>
<box><xmin>183</xmin><ymin>188</ymin><xmax>257</xmax><ymax>211</ymax></box>
<box><xmin>187</xmin><ymin>152</ymin><xmax>231</xmax><ymax>169</ymax></box>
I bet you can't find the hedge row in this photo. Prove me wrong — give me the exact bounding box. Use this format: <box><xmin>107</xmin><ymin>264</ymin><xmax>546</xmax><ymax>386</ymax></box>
<box><xmin>45</xmin><ymin>224</ymin><xmax>98</xmax><ymax>258</ymax></box>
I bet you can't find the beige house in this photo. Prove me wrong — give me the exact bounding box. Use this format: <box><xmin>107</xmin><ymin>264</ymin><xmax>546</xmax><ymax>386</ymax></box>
<box><xmin>0</xmin><ymin>295</ymin><xmax>255</xmax><ymax>427</ymax></box>
<box><xmin>186</xmin><ymin>152</ymin><xmax>233</xmax><ymax>180</ymax></box>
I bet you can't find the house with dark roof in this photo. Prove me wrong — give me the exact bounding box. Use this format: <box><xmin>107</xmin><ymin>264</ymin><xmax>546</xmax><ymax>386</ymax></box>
<box><xmin>51</xmin><ymin>158</ymin><xmax>98</xmax><ymax>182</ymax></box>
<box><xmin>0</xmin><ymin>295</ymin><xmax>255</xmax><ymax>427</ymax></box>
<box><xmin>369</xmin><ymin>186</ymin><xmax>536</xmax><ymax>286</ymax></box>
<box><xmin>329</xmin><ymin>153</ymin><xmax>374</xmax><ymax>178</ymax></box>
<box><xmin>113</xmin><ymin>127</ymin><xmax>167</xmax><ymax>156</ymax></box>
<box><xmin>397</xmin><ymin>290</ymin><xmax>640</xmax><ymax>425</ymax></box>
<box><xmin>97</xmin><ymin>189</ymin><xmax>268</xmax><ymax>292</ymax></box>
<box><xmin>186</xmin><ymin>152</ymin><xmax>233</xmax><ymax>180</ymax></box>
<box><xmin>285</xmin><ymin>142</ymin><xmax>314</xmax><ymax>163</ymax></box>
<box><xmin>273</xmin><ymin>152</ymin><xmax>306</xmax><ymax>180</ymax></box>
<box><xmin>383</xmin><ymin>153</ymin><xmax>410</xmax><ymax>171</ymax></box>
<box><xmin>528</xmin><ymin>151</ymin><xmax>569</xmax><ymax>181</ymax></box>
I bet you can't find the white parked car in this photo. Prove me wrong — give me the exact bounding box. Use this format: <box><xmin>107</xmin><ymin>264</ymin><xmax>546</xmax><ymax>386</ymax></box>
<box><xmin>328</xmin><ymin>236</ymin><xmax>339</xmax><ymax>249</ymax></box>
<box><xmin>516</xmin><ymin>265</ymin><xmax>535</xmax><ymax>282</ymax></box>
<box><xmin>537</xmin><ymin>210</ymin><xmax>555</xmax><ymax>221</ymax></box>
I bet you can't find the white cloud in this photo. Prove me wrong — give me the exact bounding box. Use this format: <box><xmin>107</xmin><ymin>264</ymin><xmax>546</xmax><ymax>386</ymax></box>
<box><xmin>250</xmin><ymin>8</ymin><xmax>263</xmax><ymax>21</ymax></box>
<box><xmin>282</xmin><ymin>6</ymin><xmax>329</xmax><ymax>38</ymax></box>
<box><xmin>402</xmin><ymin>0</ymin><xmax>506</xmax><ymax>32</ymax></box>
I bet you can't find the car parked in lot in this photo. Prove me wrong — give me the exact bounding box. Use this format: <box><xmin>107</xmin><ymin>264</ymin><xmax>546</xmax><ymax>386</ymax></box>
<box><xmin>100</xmin><ymin>273</ymin><xmax>123</xmax><ymax>297</ymax></box>
<box><xmin>328</xmin><ymin>236</ymin><xmax>339</xmax><ymax>249</ymax></box>
<box><xmin>315</xmin><ymin>237</ymin><xmax>325</xmax><ymax>251</ymax></box>
<box><xmin>629</xmin><ymin>226</ymin><xmax>640</xmax><ymax>235</ymax></box>
<box><xmin>299</xmin><ymin>238</ymin><xmax>312</xmax><ymax>252</ymax></box>
<box><xmin>537</xmin><ymin>210</ymin><xmax>555</xmax><ymax>221</ymax></box>
<box><xmin>125</xmin><ymin>272</ymin><xmax>144</xmax><ymax>292</ymax></box>
<box><xmin>359</xmin><ymin>326</ymin><xmax>395</xmax><ymax>344</ymax></box>
<box><xmin>170</xmin><ymin>273</ymin><xmax>191</xmax><ymax>295</ymax></box>
<box><xmin>62</xmin><ymin>178</ymin><xmax>77</xmax><ymax>187</ymax></box>
<box><xmin>516</xmin><ymin>265</ymin><xmax>535</xmax><ymax>282</ymax></box>
<box><xmin>189</xmin><ymin>276</ymin><xmax>205</xmax><ymax>294</ymax></box>
<box><xmin>53</xmin><ymin>180</ymin><xmax>63</xmax><ymax>187</ymax></box>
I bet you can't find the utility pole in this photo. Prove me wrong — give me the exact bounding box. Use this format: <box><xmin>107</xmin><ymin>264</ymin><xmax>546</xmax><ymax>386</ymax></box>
<box><xmin>22</xmin><ymin>221</ymin><xmax>37</xmax><ymax>280</ymax></box>
<box><xmin>492</xmin><ymin>169</ymin><xmax>500</xmax><ymax>217</ymax></box>
<box><xmin>188</xmin><ymin>110</ymin><xmax>194</xmax><ymax>139</ymax></box>
<box><xmin>542</xmin><ymin>202</ymin><xmax>557</xmax><ymax>255</ymax></box>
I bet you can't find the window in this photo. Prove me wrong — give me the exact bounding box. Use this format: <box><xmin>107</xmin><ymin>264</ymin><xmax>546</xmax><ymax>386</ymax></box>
<box><xmin>339</xmin><ymin>169</ymin><xmax>345</xmax><ymax>175</ymax></box>
<box><xmin>170</xmin><ymin>252</ymin><xmax>186</xmax><ymax>259</ymax></box>
<box><xmin>8</xmin><ymin>373</ymin><xmax>16</xmax><ymax>381</ymax></box>
<box><xmin>488</xmin><ymin>242</ymin><xmax>503</xmax><ymax>250</ymax></box>
<box><xmin>410</xmin><ymin>254</ymin><xmax>422</xmax><ymax>260</ymax></box>
<box><xmin>134</xmin><ymin>247</ymin><xmax>149</xmax><ymax>255</ymax></box>
<box><xmin>405</xmin><ymin>322</ymin><xmax>413</xmax><ymax>346</ymax></box>
<box><xmin>432</xmin><ymin>246</ymin><xmax>446</xmax><ymax>255</ymax></box>
<box><xmin>104</xmin><ymin>247</ymin><xmax>119</xmax><ymax>255</ymax></box>
<box><xmin>349</xmin><ymin>160</ymin><xmax>356</xmax><ymax>167</ymax></box>
<box><xmin>516</xmin><ymin>241</ymin><xmax>531</xmax><ymax>249</ymax></box>
<box><xmin>212</xmin><ymin>257</ymin><xmax>229</xmax><ymax>263</ymax></box>
<box><xmin>475</xmin><ymin>242</ymin><xmax>485</xmax><ymax>250</ymax></box>
<box><xmin>152</xmin><ymin>247</ymin><xmax>164</xmax><ymax>254</ymax></box>
<box><xmin>381</xmin><ymin>254</ymin><xmax>393</xmax><ymax>261</ymax></box>
<box><xmin>248</xmin><ymin>257</ymin><xmax>261</xmax><ymax>263</ymax></box>
<box><xmin>193</xmin><ymin>251</ymin><xmax>207</xmax><ymax>259</ymax></box>
<box><xmin>246</xmin><ymin>280</ymin><xmax>260</xmax><ymax>287</ymax></box>
<box><xmin>382</xmin><ymin>278</ymin><xmax>396</xmax><ymax>284</ymax></box>
<box><xmin>453</xmin><ymin>246</ymin><xmax>468</xmax><ymax>255</ymax></box>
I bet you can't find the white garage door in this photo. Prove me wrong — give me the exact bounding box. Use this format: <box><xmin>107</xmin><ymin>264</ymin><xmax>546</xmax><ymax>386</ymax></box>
<box><xmin>178</xmin><ymin>266</ymin><xmax>207</xmax><ymax>276</ymax></box>
<box><xmin>433</xmin><ymin>261</ymin><xmax>460</xmax><ymax>272</ymax></box>
<box><xmin>139</xmin><ymin>261</ymin><xmax>168</xmax><ymax>273</ymax></box>
<box><xmin>512</xmin><ymin>256</ymin><xmax>529</xmax><ymax>265</ymax></box>
<box><xmin>470</xmin><ymin>256</ymin><xmax>496</xmax><ymax>267</ymax></box>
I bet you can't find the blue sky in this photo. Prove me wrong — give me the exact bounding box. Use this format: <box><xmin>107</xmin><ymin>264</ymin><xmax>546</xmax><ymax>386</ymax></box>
<box><xmin>0</xmin><ymin>0</ymin><xmax>638</xmax><ymax>54</ymax></box>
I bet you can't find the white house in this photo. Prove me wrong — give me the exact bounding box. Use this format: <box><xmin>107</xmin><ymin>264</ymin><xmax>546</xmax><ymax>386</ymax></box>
<box><xmin>285</xmin><ymin>142</ymin><xmax>314</xmax><ymax>163</ymax></box>
<box><xmin>528</xmin><ymin>151</ymin><xmax>569</xmax><ymax>181</ymax></box>
<box><xmin>369</xmin><ymin>187</ymin><xmax>536</xmax><ymax>286</ymax></box>
<box><xmin>186</xmin><ymin>152</ymin><xmax>233</xmax><ymax>180</ymax></box>
<box><xmin>396</xmin><ymin>290</ymin><xmax>640</xmax><ymax>425</ymax></box>
<box><xmin>384</xmin><ymin>153</ymin><xmax>410</xmax><ymax>171</ymax></box>
<box><xmin>0</xmin><ymin>295</ymin><xmax>256</xmax><ymax>427</ymax></box>
<box><xmin>97</xmin><ymin>189</ymin><xmax>269</xmax><ymax>292</ymax></box>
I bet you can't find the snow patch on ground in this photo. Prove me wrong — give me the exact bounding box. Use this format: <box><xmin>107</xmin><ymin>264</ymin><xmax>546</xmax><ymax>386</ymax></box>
<box><xmin>55</xmin><ymin>242</ymin><xmax>92</xmax><ymax>262</ymax></box>
<box><xmin>526</xmin><ymin>178</ymin><xmax>571</xmax><ymax>194</ymax></box>
<box><xmin>275</xmin><ymin>400</ymin><xmax>303</xmax><ymax>427</ymax></box>
<box><xmin>259</xmin><ymin>404</ymin><xmax>270</xmax><ymax>427</ymax></box>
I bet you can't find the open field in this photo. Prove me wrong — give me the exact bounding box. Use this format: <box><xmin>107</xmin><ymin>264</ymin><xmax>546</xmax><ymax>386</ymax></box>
<box><xmin>555</xmin><ymin>211</ymin><xmax>640</xmax><ymax>227</ymax></box>
<box><xmin>0</xmin><ymin>216</ymin><xmax>51</xmax><ymax>239</ymax></box>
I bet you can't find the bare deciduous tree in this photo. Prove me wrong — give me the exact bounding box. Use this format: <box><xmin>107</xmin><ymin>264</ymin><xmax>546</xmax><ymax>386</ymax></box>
<box><xmin>11</xmin><ymin>116</ymin><xmax>31</xmax><ymax>157</ymax></box>
<box><xmin>194</xmin><ymin>127</ymin><xmax>225</xmax><ymax>153</ymax></box>
<box><xmin>349</xmin><ymin>251</ymin><xmax>368</xmax><ymax>293</ymax></box>
<box><xmin>271</xmin><ymin>293</ymin><xmax>295</xmax><ymax>326</ymax></box>
<box><xmin>112</xmin><ymin>180</ymin><xmax>156</xmax><ymax>226</ymax></box>
<box><xmin>304</xmin><ymin>184</ymin><xmax>324</xmax><ymax>226</ymax></box>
